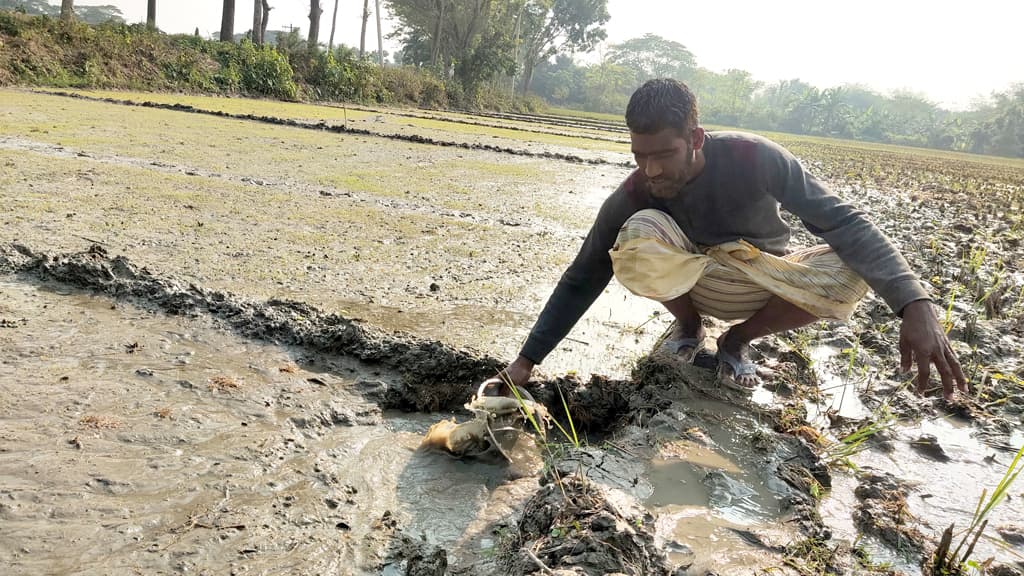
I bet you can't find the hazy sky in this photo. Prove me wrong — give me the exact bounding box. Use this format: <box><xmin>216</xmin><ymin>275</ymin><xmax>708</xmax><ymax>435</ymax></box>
<box><xmin>74</xmin><ymin>0</ymin><xmax>1021</xmax><ymax>109</ymax></box>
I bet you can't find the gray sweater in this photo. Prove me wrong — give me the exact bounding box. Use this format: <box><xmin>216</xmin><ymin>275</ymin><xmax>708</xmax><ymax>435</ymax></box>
<box><xmin>519</xmin><ymin>131</ymin><xmax>928</xmax><ymax>364</ymax></box>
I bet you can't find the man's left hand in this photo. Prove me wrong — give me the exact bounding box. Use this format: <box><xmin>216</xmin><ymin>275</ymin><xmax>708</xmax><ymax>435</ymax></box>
<box><xmin>898</xmin><ymin>299</ymin><xmax>968</xmax><ymax>401</ymax></box>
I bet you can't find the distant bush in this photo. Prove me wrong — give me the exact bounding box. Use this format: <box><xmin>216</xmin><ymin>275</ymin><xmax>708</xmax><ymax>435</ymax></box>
<box><xmin>0</xmin><ymin>10</ymin><xmax>549</xmax><ymax>115</ymax></box>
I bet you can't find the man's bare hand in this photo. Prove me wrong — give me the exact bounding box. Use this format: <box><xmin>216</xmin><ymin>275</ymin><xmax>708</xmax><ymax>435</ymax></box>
<box><xmin>479</xmin><ymin>356</ymin><xmax>535</xmax><ymax>397</ymax></box>
<box><xmin>899</xmin><ymin>300</ymin><xmax>968</xmax><ymax>400</ymax></box>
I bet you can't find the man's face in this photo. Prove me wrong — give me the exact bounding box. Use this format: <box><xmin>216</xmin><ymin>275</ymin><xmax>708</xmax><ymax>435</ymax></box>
<box><xmin>630</xmin><ymin>127</ymin><xmax>704</xmax><ymax>199</ymax></box>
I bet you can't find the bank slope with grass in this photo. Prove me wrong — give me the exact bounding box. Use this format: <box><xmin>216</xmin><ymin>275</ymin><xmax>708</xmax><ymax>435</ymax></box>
<box><xmin>0</xmin><ymin>10</ymin><xmax>539</xmax><ymax>111</ymax></box>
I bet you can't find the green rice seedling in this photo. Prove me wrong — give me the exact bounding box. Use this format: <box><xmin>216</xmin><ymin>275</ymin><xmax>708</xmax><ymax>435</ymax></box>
<box><xmin>944</xmin><ymin>287</ymin><xmax>960</xmax><ymax>335</ymax></box>
<box><xmin>631</xmin><ymin>310</ymin><xmax>663</xmax><ymax>335</ymax></box>
<box><xmin>499</xmin><ymin>371</ymin><xmax>580</xmax><ymax>448</ymax></box>
<box><xmin>932</xmin><ymin>443</ymin><xmax>1024</xmax><ymax>574</ymax></box>
<box><xmin>824</xmin><ymin>408</ymin><xmax>896</xmax><ymax>469</ymax></box>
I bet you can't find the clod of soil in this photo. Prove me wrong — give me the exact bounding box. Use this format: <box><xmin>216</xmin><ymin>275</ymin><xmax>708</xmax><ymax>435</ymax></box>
<box><xmin>909</xmin><ymin>434</ymin><xmax>952</xmax><ymax>462</ymax></box>
<box><xmin>500</xmin><ymin>475</ymin><xmax>685</xmax><ymax>576</ymax></box>
<box><xmin>854</xmin><ymin>471</ymin><xmax>930</xmax><ymax>557</ymax></box>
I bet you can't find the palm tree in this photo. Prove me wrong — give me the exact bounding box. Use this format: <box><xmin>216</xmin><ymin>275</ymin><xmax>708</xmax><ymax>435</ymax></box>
<box><xmin>220</xmin><ymin>0</ymin><xmax>235</xmax><ymax>42</ymax></box>
<box><xmin>374</xmin><ymin>0</ymin><xmax>383</xmax><ymax>65</ymax></box>
<box><xmin>359</xmin><ymin>0</ymin><xmax>370</xmax><ymax>57</ymax></box>
<box><xmin>308</xmin><ymin>1</ymin><xmax>322</xmax><ymax>50</ymax></box>
<box><xmin>60</xmin><ymin>0</ymin><xmax>73</xmax><ymax>22</ymax></box>
<box><xmin>260</xmin><ymin>0</ymin><xmax>272</xmax><ymax>42</ymax></box>
<box><xmin>252</xmin><ymin>0</ymin><xmax>262</xmax><ymax>43</ymax></box>
<box><xmin>328</xmin><ymin>0</ymin><xmax>340</xmax><ymax>51</ymax></box>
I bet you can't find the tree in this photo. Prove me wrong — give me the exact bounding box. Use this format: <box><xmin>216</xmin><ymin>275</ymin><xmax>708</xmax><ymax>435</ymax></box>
<box><xmin>146</xmin><ymin>0</ymin><xmax>155</xmax><ymax>29</ymax></box>
<box><xmin>979</xmin><ymin>84</ymin><xmax>1024</xmax><ymax>157</ymax></box>
<box><xmin>308</xmin><ymin>0</ymin><xmax>322</xmax><ymax>50</ymax></box>
<box><xmin>607</xmin><ymin>33</ymin><xmax>696</xmax><ymax>87</ymax></box>
<box><xmin>518</xmin><ymin>0</ymin><xmax>609</xmax><ymax>95</ymax></box>
<box><xmin>531</xmin><ymin>54</ymin><xmax>586</xmax><ymax>106</ymax></box>
<box><xmin>260</xmin><ymin>0</ymin><xmax>272</xmax><ymax>43</ymax></box>
<box><xmin>374</xmin><ymin>0</ymin><xmax>383</xmax><ymax>65</ymax></box>
<box><xmin>60</xmin><ymin>0</ymin><xmax>72</xmax><ymax>21</ymax></box>
<box><xmin>359</xmin><ymin>0</ymin><xmax>370</xmax><ymax>57</ymax></box>
<box><xmin>387</xmin><ymin>0</ymin><xmax>496</xmax><ymax>72</ymax></box>
<box><xmin>252</xmin><ymin>0</ymin><xmax>262</xmax><ymax>43</ymax></box>
<box><xmin>579</xmin><ymin>59</ymin><xmax>632</xmax><ymax>112</ymax></box>
<box><xmin>328</xmin><ymin>0</ymin><xmax>339</xmax><ymax>50</ymax></box>
<box><xmin>220</xmin><ymin>0</ymin><xmax>235</xmax><ymax>42</ymax></box>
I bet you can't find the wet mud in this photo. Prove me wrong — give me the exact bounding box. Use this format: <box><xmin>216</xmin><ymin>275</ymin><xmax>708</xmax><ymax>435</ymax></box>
<box><xmin>4</xmin><ymin>89</ymin><xmax>1024</xmax><ymax>575</ymax></box>
<box><xmin>0</xmin><ymin>246</ymin><xmax>829</xmax><ymax>575</ymax></box>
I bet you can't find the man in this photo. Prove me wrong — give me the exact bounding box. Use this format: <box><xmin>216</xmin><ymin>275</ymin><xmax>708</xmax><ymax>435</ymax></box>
<box><xmin>489</xmin><ymin>78</ymin><xmax>967</xmax><ymax>400</ymax></box>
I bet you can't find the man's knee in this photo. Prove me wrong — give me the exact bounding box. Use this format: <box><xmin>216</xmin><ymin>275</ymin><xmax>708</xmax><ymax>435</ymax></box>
<box><xmin>615</xmin><ymin>209</ymin><xmax>697</xmax><ymax>253</ymax></box>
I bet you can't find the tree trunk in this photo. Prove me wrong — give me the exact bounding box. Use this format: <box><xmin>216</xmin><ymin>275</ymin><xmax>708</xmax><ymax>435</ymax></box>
<box><xmin>430</xmin><ymin>0</ymin><xmax>444</xmax><ymax>69</ymax></box>
<box><xmin>328</xmin><ymin>0</ymin><xmax>340</xmax><ymax>51</ymax></box>
<box><xmin>146</xmin><ymin>0</ymin><xmax>156</xmax><ymax>29</ymax></box>
<box><xmin>308</xmin><ymin>1</ymin><xmax>322</xmax><ymax>50</ymax></box>
<box><xmin>252</xmin><ymin>0</ymin><xmax>262</xmax><ymax>43</ymax></box>
<box><xmin>359</xmin><ymin>0</ymin><xmax>370</xmax><ymax>58</ymax></box>
<box><xmin>220</xmin><ymin>0</ymin><xmax>235</xmax><ymax>42</ymax></box>
<box><xmin>520</xmin><ymin>57</ymin><xmax>535</xmax><ymax>96</ymax></box>
<box><xmin>260</xmin><ymin>0</ymin><xmax>272</xmax><ymax>43</ymax></box>
<box><xmin>60</xmin><ymin>0</ymin><xmax>73</xmax><ymax>22</ymax></box>
<box><xmin>374</xmin><ymin>0</ymin><xmax>383</xmax><ymax>65</ymax></box>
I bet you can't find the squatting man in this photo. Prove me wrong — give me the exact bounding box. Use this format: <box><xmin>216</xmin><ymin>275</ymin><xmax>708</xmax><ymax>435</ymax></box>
<box><xmin>483</xmin><ymin>78</ymin><xmax>968</xmax><ymax>401</ymax></box>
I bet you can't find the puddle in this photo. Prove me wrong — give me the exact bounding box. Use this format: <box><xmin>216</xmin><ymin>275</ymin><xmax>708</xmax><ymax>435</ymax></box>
<box><xmin>0</xmin><ymin>279</ymin><xmax>540</xmax><ymax>574</ymax></box>
<box><xmin>643</xmin><ymin>401</ymin><xmax>797</xmax><ymax>570</ymax></box>
<box><xmin>804</xmin><ymin>345</ymin><xmax>871</xmax><ymax>426</ymax></box>
<box><xmin>821</xmin><ymin>416</ymin><xmax>1024</xmax><ymax>573</ymax></box>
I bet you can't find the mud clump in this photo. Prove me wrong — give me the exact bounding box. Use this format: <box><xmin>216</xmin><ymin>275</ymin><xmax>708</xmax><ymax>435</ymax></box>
<box><xmin>854</xmin><ymin>471</ymin><xmax>929</xmax><ymax>557</ymax></box>
<box><xmin>383</xmin><ymin>534</ymin><xmax>448</xmax><ymax>576</ymax></box>
<box><xmin>500</xmin><ymin>475</ymin><xmax>683</xmax><ymax>576</ymax></box>
<box><xmin>909</xmin><ymin>434</ymin><xmax>952</xmax><ymax>462</ymax></box>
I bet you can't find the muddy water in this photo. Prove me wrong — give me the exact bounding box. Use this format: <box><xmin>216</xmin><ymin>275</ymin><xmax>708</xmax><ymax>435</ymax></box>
<box><xmin>644</xmin><ymin>401</ymin><xmax>796</xmax><ymax>572</ymax></box>
<box><xmin>819</xmin><ymin>395</ymin><xmax>1024</xmax><ymax>572</ymax></box>
<box><xmin>0</xmin><ymin>279</ymin><xmax>541</xmax><ymax>575</ymax></box>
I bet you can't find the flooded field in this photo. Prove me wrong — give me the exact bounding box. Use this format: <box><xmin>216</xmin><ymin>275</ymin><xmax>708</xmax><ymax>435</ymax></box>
<box><xmin>2</xmin><ymin>88</ymin><xmax>1024</xmax><ymax>575</ymax></box>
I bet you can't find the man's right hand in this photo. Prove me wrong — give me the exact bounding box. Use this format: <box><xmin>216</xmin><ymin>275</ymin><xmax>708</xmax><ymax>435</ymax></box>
<box><xmin>480</xmin><ymin>355</ymin><xmax>535</xmax><ymax>396</ymax></box>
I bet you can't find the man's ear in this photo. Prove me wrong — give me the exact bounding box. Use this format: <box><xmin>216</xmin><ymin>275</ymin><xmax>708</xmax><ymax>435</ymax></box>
<box><xmin>691</xmin><ymin>127</ymin><xmax>706</xmax><ymax>151</ymax></box>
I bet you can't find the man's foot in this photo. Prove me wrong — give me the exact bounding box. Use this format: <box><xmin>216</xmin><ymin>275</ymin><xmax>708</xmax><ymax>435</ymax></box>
<box><xmin>658</xmin><ymin>326</ymin><xmax>706</xmax><ymax>363</ymax></box>
<box><xmin>716</xmin><ymin>331</ymin><xmax>761</xmax><ymax>390</ymax></box>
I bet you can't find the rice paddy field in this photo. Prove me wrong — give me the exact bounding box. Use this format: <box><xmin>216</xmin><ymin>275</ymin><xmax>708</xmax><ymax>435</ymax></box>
<box><xmin>2</xmin><ymin>87</ymin><xmax>1023</xmax><ymax>575</ymax></box>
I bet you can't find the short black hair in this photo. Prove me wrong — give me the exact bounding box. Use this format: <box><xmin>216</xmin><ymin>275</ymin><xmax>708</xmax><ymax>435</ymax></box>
<box><xmin>625</xmin><ymin>78</ymin><xmax>699</xmax><ymax>135</ymax></box>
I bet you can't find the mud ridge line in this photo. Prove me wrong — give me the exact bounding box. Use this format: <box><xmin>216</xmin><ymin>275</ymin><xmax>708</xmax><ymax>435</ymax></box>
<box><xmin>322</xmin><ymin>102</ymin><xmax>631</xmax><ymax>145</ymax></box>
<box><xmin>37</xmin><ymin>90</ymin><xmax>634</xmax><ymax>168</ymax></box>
<box><xmin>330</xmin><ymin>100</ymin><xmax>629</xmax><ymax>134</ymax></box>
<box><xmin>0</xmin><ymin>135</ymin><xmax>576</xmax><ymax>238</ymax></box>
<box><xmin>470</xmin><ymin>108</ymin><xmax>628</xmax><ymax>133</ymax></box>
<box><xmin>0</xmin><ymin>242</ymin><xmax>504</xmax><ymax>411</ymax></box>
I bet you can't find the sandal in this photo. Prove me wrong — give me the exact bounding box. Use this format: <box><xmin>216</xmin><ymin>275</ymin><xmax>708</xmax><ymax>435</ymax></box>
<box><xmin>716</xmin><ymin>335</ymin><xmax>761</xmax><ymax>391</ymax></box>
<box><xmin>658</xmin><ymin>336</ymin><xmax>705</xmax><ymax>364</ymax></box>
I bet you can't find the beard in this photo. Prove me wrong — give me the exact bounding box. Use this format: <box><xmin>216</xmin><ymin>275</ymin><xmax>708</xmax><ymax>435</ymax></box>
<box><xmin>644</xmin><ymin>154</ymin><xmax>694</xmax><ymax>199</ymax></box>
<box><xmin>646</xmin><ymin>176</ymin><xmax>687</xmax><ymax>199</ymax></box>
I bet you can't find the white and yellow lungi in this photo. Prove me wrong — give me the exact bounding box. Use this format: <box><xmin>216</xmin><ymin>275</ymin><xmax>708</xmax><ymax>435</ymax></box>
<box><xmin>609</xmin><ymin>209</ymin><xmax>869</xmax><ymax>320</ymax></box>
